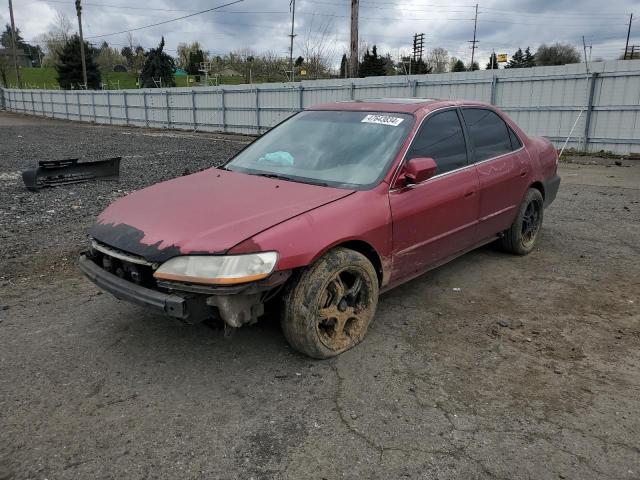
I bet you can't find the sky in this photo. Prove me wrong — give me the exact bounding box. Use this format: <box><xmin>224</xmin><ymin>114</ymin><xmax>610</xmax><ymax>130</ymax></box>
<box><xmin>2</xmin><ymin>0</ymin><xmax>638</xmax><ymax>69</ymax></box>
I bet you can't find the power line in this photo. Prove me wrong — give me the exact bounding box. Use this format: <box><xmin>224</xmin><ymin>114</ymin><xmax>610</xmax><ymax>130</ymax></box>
<box><xmin>84</xmin><ymin>0</ymin><xmax>244</xmax><ymax>39</ymax></box>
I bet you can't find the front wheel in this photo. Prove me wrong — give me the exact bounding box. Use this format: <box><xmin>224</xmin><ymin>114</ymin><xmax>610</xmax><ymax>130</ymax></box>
<box><xmin>281</xmin><ymin>248</ymin><xmax>379</xmax><ymax>359</ymax></box>
<box><xmin>500</xmin><ymin>188</ymin><xmax>544</xmax><ymax>255</ymax></box>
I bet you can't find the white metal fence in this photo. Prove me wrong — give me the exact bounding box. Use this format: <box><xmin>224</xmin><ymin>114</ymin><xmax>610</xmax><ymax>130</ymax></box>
<box><xmin>1</xmin><ymin>60</ymin><xmax>640</xmax><ymax>154</ymax></box>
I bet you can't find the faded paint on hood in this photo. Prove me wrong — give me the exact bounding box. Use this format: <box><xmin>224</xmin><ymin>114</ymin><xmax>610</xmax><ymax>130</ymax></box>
<box><xmin>91</xmin><ymin>168</ymin><xmax>354</xmax><ymax>262</ymax></box>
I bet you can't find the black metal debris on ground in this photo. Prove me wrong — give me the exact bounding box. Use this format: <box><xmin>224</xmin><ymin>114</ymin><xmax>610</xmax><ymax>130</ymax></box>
<box><xmin>22</xmin><ymin>157</ymin><xmax>121</xmax><ymax>192</ymax></box>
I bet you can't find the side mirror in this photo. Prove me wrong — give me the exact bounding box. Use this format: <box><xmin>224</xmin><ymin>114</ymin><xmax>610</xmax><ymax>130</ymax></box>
<box><xmin>401</xmin><ymin>157</ymin><xmax>438</xmax><ymax>186</ymax></box>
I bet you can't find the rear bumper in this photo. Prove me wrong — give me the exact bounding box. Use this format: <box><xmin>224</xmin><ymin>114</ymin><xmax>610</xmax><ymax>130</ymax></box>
<box><xmin>543</xmin><ymin>174</ymin><xmax>561</xmax><ymax>207</ymax></box>
<box><xmin>79</xmin><ymin>254</ymin><xmax>189</xmax><ymax>320</ymax></box>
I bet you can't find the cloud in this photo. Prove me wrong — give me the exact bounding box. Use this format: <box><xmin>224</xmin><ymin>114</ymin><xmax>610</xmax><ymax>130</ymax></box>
<box><xmin>9</xmin><ymin>0</ymin><xmax>637</xmax><ymax>67</ymax></box>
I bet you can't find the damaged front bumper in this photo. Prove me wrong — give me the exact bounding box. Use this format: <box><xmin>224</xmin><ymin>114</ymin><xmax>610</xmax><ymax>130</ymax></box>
<box><xmin>79</xmin><ymin>252</ymin><xmax>290</xmax><ymax>326</ymax></box>
<box><xmin>80</xmin><ymin>255</ymin><xmax>196</xmax><ymax>320</ymax></box>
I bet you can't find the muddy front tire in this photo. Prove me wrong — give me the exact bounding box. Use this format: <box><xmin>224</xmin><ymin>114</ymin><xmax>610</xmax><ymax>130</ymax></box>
<box><xmin>281</xmin><ymin>247</ymin><xmax>379</xmax><ymax>359</ymax></box>
<box><xmin>500</xmin><ymin>188</ymin><xmax>544</xmax><ymax>255</ymax></box>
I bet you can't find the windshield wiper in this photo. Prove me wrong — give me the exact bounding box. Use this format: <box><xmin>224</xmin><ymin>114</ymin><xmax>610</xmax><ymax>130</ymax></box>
<box><xmin>252</xmin><ymin>172</ymin><xmax>329</xmax><ymax>187</ymax></box>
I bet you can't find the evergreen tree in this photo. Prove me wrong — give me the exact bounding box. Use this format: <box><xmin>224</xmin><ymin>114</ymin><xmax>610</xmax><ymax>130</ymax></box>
<box><xmin>468</xmin><ymin>61</ymin><xmax>479</xmax><ymax>71</ymax></box>
<box><xmin>141</xmin><ymin>37</ymin><xmax>176</xmax><ymax>88</ymax></box>
<box><xmin>187</xmin><ymin>49</ymin><xmax>205</xmax><ymax>75</ymax></box>
<box><xmin>121</xmin><ymin>46</ymin><xmax>133</xmax><ymax>67</ymax></box>
<box><xmin>411</xmin><ymin>57</ymin><xmax>432</xmax><ymax>74</ymax></box>
<box><xmin>339</xmin><ymin>53</ymin><xmax>348</xmax><ymax>78</ymax></box>
<box><xmin>523</xmin><ymin>47</ymin><xmax>536</xmax><ymax>68</ymax></box>
<box><xmin>451</xmin><ymin>59</ymin><xmax>466</xmax><ymax>72</ymax></box>
<box><xmin>1</xmin><ymin>24</ymin><xmax>43</xmax><ymax>66</ymax></box>
<box><xmin>505</xmin><ymin>48</ymin><xmax>525</xmax><ymax>68</ymax></box>
<box><xmin>359</xmin><ymin>45</ymin><xmax>386</xmax><ymax>77</ymax></box>
<box><xmin>55</xmin><ymin>34</ymin><xmax>101</xmax><ymax>89</ymax></box>
<box><xmin>486</xmin><ymin>53</ymin><xmax>499</xmax><ymax>69</ymax></box>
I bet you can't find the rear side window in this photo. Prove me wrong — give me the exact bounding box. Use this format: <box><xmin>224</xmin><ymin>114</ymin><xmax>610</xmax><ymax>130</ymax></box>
<box><xmin>462</xmin><ymin>108</ymin><xmax>513</xmax><ymax>162</ymax></box>
<box><xmin>406</xmin><ymin>110</ymin><xmax>468</xmax><ymax>175</ymax></box>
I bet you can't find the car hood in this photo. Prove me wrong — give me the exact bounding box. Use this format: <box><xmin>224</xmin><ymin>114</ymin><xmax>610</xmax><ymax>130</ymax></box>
<box><xmin>90</xmin><ymin>168</ymin><xmax>354</xmax><ymax>262</ymax></box>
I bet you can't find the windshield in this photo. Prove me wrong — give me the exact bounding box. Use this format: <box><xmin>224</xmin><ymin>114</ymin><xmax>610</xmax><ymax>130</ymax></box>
<box><xmin>225</xmin><ymin>110</ymin><xmax>413</xmax><ymax>189</ymax></box>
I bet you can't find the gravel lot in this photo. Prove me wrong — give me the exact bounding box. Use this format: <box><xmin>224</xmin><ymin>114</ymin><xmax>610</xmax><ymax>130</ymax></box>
<box><xmin>1</xmin><ymin>112</ymin><xmax>639</xmax><ymax>480</ymax></box>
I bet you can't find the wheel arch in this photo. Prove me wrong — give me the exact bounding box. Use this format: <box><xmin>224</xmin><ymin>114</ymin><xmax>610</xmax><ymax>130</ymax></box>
<box><xmin>529</xmin><ymin>181</ymin><xmax>545</xmax><ymax>199</ymax></box>
<box><xmin>312</xmin><ymin>239</ymin><xmax>385</xmax><ymax>286</ymax></box>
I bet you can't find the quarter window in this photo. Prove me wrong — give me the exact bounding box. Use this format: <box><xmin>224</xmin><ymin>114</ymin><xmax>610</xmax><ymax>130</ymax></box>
<box><xmin>407</xmin><ymin>110</ymin><xmax>468</xmax><ymax>175</ymax></box>
<box><xmin>462</xmin><ymin>108</ymin><xmax>513</xmax><ymax>162</ymax></box>
<box><xmin>508</xmin><ymin>127</ymin><xmax>522</xmax><ymax>150</ymax></box>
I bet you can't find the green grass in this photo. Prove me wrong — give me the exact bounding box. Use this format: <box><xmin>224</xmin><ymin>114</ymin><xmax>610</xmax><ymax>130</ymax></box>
<box><xmin>4</xmin><ymin>67</ymin><xmax>270</xmax><ymax>89</ymax></box>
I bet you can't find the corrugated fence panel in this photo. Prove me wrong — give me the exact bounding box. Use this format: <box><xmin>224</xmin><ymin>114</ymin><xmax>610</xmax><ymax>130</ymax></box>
<box><xmin>1</xmin><ymin>60</ymin><xmax>639</xmax><ymax>153</ymax></box>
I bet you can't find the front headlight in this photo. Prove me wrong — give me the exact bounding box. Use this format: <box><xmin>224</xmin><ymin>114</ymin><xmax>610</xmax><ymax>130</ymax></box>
<box><xmin>153</xmin><ymin>252</ymin><xmax>278</xmax><ymax>285</ymax></box>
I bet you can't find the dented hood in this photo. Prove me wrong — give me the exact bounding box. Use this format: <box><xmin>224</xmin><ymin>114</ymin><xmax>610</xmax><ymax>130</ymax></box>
<box><xmin>90</xmin><ymin>168</ymin><xmax>354</xmax><ymax>262</ymax></box>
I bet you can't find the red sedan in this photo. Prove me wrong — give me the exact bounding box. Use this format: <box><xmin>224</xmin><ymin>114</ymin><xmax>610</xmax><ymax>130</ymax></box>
<box><xmin>80</xmin><ymin>98</ymin><xmax>560</xmax><ymax>358</ymax></box>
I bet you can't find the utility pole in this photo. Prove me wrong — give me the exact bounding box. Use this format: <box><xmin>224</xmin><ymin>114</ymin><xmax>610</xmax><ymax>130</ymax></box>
<box><xmin>8</xmin><ymin>0</ymin><xmax>21</xmax><ymax>88</ymax></box>
<box><xmin>412</xmin><ymin>33</ymin><xmax>425</xmax><ymax>62</ymax></box>
<box><xmin>75</xmin><ymin>0</ymin><xmax>88</xmax><ymax>88</ymax></box>
<box><xmin>349</xmin><ymin>0</ymin><xmax>359</xmax><ymax>78</ymax></box>
<box><xmin>582</xmin><ymin>36</ymin><xmax>590</xmax><ymax>74</ymax></box>
<box><xmin>468</xmin><ymin>3</ymin><xmax>479</xmax><ymax>70</ymax></box>
<box><xmin>624</xmin><ymin>13</ymin><xmax>633</xmax><ymax>59</ymax></box>
<box><xmin>288</xmin><ymin>0</ymin><xmax>296</xmax><ymax>81</ymax></box>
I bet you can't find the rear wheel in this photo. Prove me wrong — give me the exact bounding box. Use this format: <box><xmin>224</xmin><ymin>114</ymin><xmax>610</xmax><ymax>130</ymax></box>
<box><xmin>281</xmin><ymin>248</ymin><xmax>379</xmax><ymax>359</ymax></box>
<box><xmin>500</xmin><ymin>188</ymin><xmax>544</xmax><ymax>255</ymax></box>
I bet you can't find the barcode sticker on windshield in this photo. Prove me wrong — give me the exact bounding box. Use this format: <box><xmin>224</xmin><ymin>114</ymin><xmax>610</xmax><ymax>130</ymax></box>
<box><xmin>361</xmin><ymin>114</ymin><xmax>404</xmax><ymax>126</ymax></box>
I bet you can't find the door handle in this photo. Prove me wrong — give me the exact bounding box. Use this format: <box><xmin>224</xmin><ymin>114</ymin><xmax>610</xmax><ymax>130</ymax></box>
<box><xmin>464</xmin><ymin>191</ymin><xmax>475</xmax><ymax>198</ymax></box>
<box><xmin>519</xmin><ymin>168</ymin><xmax>528</xmax><ymax>177</ymax></box>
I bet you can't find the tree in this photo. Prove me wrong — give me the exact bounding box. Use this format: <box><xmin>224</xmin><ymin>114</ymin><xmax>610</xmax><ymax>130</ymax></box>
<box><xmin>0</xmin><ymin>54</ymin><xmax>9</xmax><ymax>87</ymax></box>
<box><xmin>140</xmin><ymin>37</ymin><xmax>175</xmax><ymax>88</ymax></box>
<box><xmin>121</xmin><ymin>46</ymin><xmax>133</xmax><ymax>66</ymax></box>
<box><xmin>34</xmin><ymin>12</ymin><xmax>72</xmax><ymax>67</ymax></box>
<box><xmin>97</xmin><ymin>41</ymin><xmax>125</xmax><ymax>72</ymax></box>
<box><xmin>339</xmin><ymin>53</ymin><xmax>348</xmax><ymax>78</ymax></box>
<box><xmin>426</xmin><ymin>47</ymin><xmax>449</xmax><ymax>74</ymax></box>
<box><xmin>359</xmin><ymin>45</ymin><xmax>386</xmax><ymax>77</ymax></box>
<box><xmin>187</xmin><ymin>48</ymin><xmax>205</xmax><ymax>75</ymax></box>
<box><xmin>505</xmin><ymin>48</ymin><xmax>525</xmax><ymax>68</ymax></box>
<box><xmin>300</xmin><ymin>18</ymin><xmax>336</xmax><ymax>79</ymax></box>
<box><xmin>486</xmin><ymin>52</ymin><xmax>498</xmax><ymax>69</ymax></box>
<box><xmin>535</xmin><ymin>43</ymin><xmax>581</xmax><ymax>66</ymax></box>
<box><xmin>176</xmin><ymin>41</ymin><xmax>207</xmax><ymax>70</ymax></box>
<box><xmin>451</xmin><ymin>58</ymin><xmax>466</xmax><ymax>72</ymax></box>
<box><xmin>523</xmin><ymin>47</ymin><xmax>535</xmax><ymax>68</ymax></box>
<box><xmin>55</xmin><ymin>34</ymin><xmax>101</xmax><ymax>89</ymax></box>
<box><xmin>468</xmin><ymin>61</ymin><xmax>479</xmax><ymax>71</ymax></box>
<box><xmin>1</xmin><ymin>24</ymin><xmax>43</xmax><ymax>66</ymax></box>
<box><xmin>381</xmin><ymin>53</ymin><xmax>397</xmax><ymax>76</ymax></box>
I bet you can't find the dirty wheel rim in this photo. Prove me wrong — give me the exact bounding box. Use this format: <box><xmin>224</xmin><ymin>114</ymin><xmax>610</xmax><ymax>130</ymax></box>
<box><xmin>315</xmin><ymin>267</ymin><xmax>374</xmax><ymax>351</ymax></box>
<box><xmin>521</xmin><ymin>198</ymin><xmax>542</xmax><ymax>248</ymax></box>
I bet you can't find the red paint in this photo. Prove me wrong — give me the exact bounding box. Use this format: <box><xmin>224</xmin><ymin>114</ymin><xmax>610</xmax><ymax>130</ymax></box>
<box><xmin>96</xmin><ymin>168</ymin><xmax>353</xmax><ymax>254</ymax></box>
<box><xmin>94</xmin><ymin>100</ymin><xmax>558</xmax><ymax>290</ymax></box>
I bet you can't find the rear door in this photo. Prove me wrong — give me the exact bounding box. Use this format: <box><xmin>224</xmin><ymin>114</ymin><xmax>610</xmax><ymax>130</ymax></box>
<box><xmin>389</xmin><ymin>109</ymin><xmax>480</xmax><ymax>283</ymax></box>
<box><xmin>461</xmin><ymin>108</ymin><xmax>531</xmax><ymax>239</ymax></box>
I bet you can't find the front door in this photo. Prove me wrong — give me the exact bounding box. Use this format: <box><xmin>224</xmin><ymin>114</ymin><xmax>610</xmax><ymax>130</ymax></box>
<box><xmin>389</xmin><ymin>109</ymin><xmax>480</xmax><ymax>284</ymax></box>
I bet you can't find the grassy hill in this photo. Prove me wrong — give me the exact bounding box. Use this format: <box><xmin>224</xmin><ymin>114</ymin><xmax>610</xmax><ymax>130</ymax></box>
<box><xmin>3</xmin><ymin>67</ymin><xmax>255</xmax><ymax>90</ymax></box>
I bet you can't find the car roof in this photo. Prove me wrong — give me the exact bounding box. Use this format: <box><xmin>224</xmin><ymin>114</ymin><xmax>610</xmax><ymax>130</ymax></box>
<box><xmin>305</xmin><ymin>98</ymin><xmax>490</xmax><ymax>114</ymax></box>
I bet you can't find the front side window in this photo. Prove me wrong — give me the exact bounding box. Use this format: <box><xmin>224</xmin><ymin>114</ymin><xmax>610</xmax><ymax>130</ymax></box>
<box><xmin>406</xmin><ymin>109</ymin><xmax>468</xmax><ymax>175</ymax></box>
<box><xmin>225</xmin><ymin>110</ymin><xmax>413</xmax><ymax>189</ymax></box>
<box><xmin>462</xmin><ymin>108</ymin><xmax>514</xmax><ymax>162</ymax></box>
